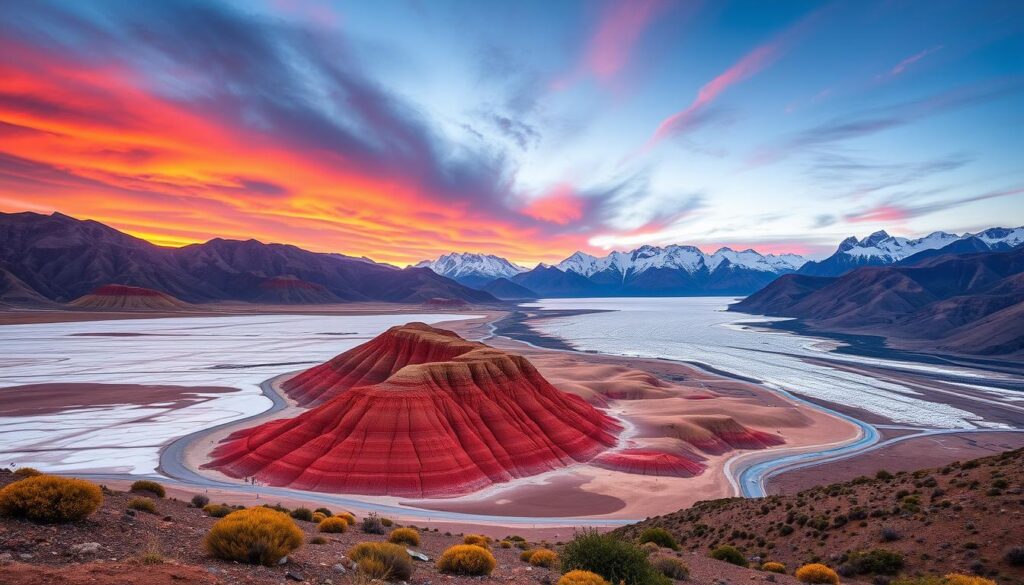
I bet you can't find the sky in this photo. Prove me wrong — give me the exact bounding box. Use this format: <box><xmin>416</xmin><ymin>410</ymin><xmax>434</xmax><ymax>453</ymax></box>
<box><xmin>1</xmin><ymin>0</ymin><xmax>1022</xmax><ymax>266</ymax></box>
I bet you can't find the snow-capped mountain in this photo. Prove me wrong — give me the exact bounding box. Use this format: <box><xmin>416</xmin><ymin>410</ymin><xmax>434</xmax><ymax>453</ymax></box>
<box><xmin>799</xmin><ymin>227</ymin><xmax>1024</xmax><ymax>277</ymax></box>
<box><xmin>415</xmin><ymin>252</ymin><xmax>528</xmax><ymax>287</ymax></box>
<box><xmin>556</xmin><ymin>245</ymin><xmax>807</xmax><ymax>278</ymax></box>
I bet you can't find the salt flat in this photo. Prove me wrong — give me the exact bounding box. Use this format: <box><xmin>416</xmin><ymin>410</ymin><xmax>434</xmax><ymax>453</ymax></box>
<box><xmin>0</xmin><ymin>313</ymin><xmax>477</xmax><ymax>474</ymax></box>
<box><xmin>526</xmin><ymin>297</ymin><xmax>1023</xmax><ymax>429</ymax></box>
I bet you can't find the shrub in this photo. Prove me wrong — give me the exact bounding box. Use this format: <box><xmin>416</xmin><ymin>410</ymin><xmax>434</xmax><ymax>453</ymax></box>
<box><xmin>318</xmin><ymin>516</ymin><xmax>348</xmax><ymax>533</ymax></box>
<box><xmin>795</xmin><ymin>563</ymin><xmax>839</xmax><ymax>584</ymax></box>
<box><xmin>314</xmin><ymin>507</ymin><xmax>332</xmax><ymax>517</ymax></box>
<box><xmin>559</xmin><ymin>570</ymin><xmax>610</xmax><ymax>585</ymax></box>
<box><xmin>348</xmin><ymin>541</ymin><xmax>413</xmax><ymax>581</ymax></box>
<box><xmin>12</xmin><ymin>467</ymin><xmax>42</xmax><ymax>480</ymax></box>
<box><xmin>844</xmin><ymin>548</ymin><xmax>904</xmax><ymax>575</ymax></box>
<box><xmin>312</xmin><ymin>512</ymin><xmax>327</xmax><ymax>523</ymax></box>
<box><xmin>290</xmin><ymin>507</ymin><xmax>313</xmax><ymax>522</ymax></box>
<box><xmin>561</xmin><ymin>530</ymin><xmax>665</xmax><ymax>585</ymax></box>
<box><xmin>639</xmin><ymin>527</ymin><xmax>679</xmax><ymax>551</ymax></box>
<box><xmin>529</xmin><ymin>549</ymin><xmax>559</xmax><ymax>568</ymax></box>
<box><xmin>710</xmin><ymin>545</ymin><xmax>747</xmax><ymax>567</ymax></box>
<box><xmin>362</xmin><ymin>512</ymin><xmax>385</xmax><ymax>534</ymax></box>
<box><xmin>204</xmin><ymin>507</ymin><xmax>303</xmax><ymax>566</ymax></box>
<box><xmin>463</xmin><ymin>534</ymin><xmax>490</xmax><ymax>548</ymax></box>
<box><xmin>337</xmin><ymin>511</ymin><xmax>356</xmax><ymax>525</ymax></box>
<box><xmin>380</xmin><ymin>516</ymin><xmax>394</xmax><ymax>527</ymax></box>
<box><xmin>762</xmin><ymin>561</ymin><xmax>786</xmax><ymax>573</ymax></box>
<box><xmin>129</xmin><ymin>480</ymin><xmax>165</xmax><ymax>498</ymax></box>
<box><xmin>436</xmin><ymin>544</ymin><xmax>497</xmax><ymax>576</ymax></box>
<box><xmin>191</xmin><ymin>494</ymin><xmax>210</xmax><ymax>508</ymax></box>
<box><xmin>0</xmin><ymin>475</ymin><xmax>102</xmax><ymax>522</ymax></box>
<box><xmin>876</xmin><ymin>470</ymin><xmax>894</xmax><ymax>480</ymax></box>
<box><xmin>309</xmin><ymin>536</ymin><xmax>328</xmax><ymax>545</ymax></box>
<box><xmin>944</xmin><ymin>575</ymin><xmax>996</xmax><ymax>585</ymax></box>
<box><xmin>650</xmin><ymin>555</ymin><xmax>689</xmax><ymax>579</ymax></box>
<box><xmin>1006</xmin><ymin>546</ymin><xmax>1024</xmax><ymax>566</ymax></box>
<box><xmin>389</xmin><ymin>527</ymin><xmax>420</xmax><ymax>547</ymax></box>
<box><xmin>203</xmin><ymin>503</ymin><xmax>232</xmax><ymax>518</ymax></box>
<box><xmin>128</xmin><ymin>497</ymin><xmax>156</xmax><ymax>513</ymax></box>
<box><xmin>500</xmin><ymin>540</ymin><xmax>513</xmax><ymax>549</ymax></box>
<box><xmin>881</xmin><ymin>526</ymin><xmax>901</xmax><ymax>542</ymax></box>
<box><xmin>641</xmin><ymin>542</ymin><xmax>661</xmax><ymax>555</ymax></box>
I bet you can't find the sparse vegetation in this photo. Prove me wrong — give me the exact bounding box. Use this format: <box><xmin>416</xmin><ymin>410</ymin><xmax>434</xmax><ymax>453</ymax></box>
<box><xmin>318</xmin><ymin>516</ymin><xmax>348</xmax><ymax>533</ymax></box>
<box><xmin>558</xmin><ymin>570</ymin><xmax>610</xmax><ymax>585</ymax></box>
<box><xmin>312</xmin><ymin>511</ymin><xmax>327</xmax><ymax>523</ymax></box>
<box><xmin>204</xmin><ymin>507</ymin><xmax>303</xmax><ymax>566</ymax></box>
<box><xmin>190</xmin><ymin>494</ymin><xmax>209</xmax><ymax>508</ymax></box>
<box><xmin>0</xmin><ymin>475</ymin><xmax>103</xmax><ymax>522</ymax></box>
<box><xmin>639</xmin><ymin>527</ymin><xmax>678</xmax><ymax>550</ymax></box>
<box><xmin>314</xmin><ymin>507</ymin><xmax>332</xmax><ymax>517</ymax></box>
<box><xmin>841</xmin><ymin>548</ymin><xmax>903</xmax><ymax>575</ymax></box>
<box><xmin>561</xmin><ymin>530</ymin><xmax>666</xmax><ymax>585</ymax></box>
<box><xmin>128</xmin><ymin>497</ymin><xmax>156</xmax><ymax>513</ymax></box>
<box><xmin>436</xmin><ymin>544</ymin><xmax>497</xmax><ymax>576</ymax></box>
<box><xmin>795</xmin><ymin>563</ymin><xmax>839</xmax><ymax>584</ymax></box>
<box><xmin>203</xmin><ymin>503</ymin><xmax>232</xmax><ymax>518</ymax></box>
<box><xmin>1005</xmin><ymin>546</ymin><xmax>1024</xmax><ymax>566</ymax></box>
<box><xmin>12</xmin><ymin>467</ymin><xmax>42</xmax><ymax>480</ymax></box>
<box><xmin>709</xmin><ymin>544</ymin><xmax>747</xmax><ymax>567</ymax></box>
<box><xmin>761</xmin><ymin>561</ymin><xmax>786</xmax><ymax>573</ymax></box>
<box><xmin>529</xmin><ymin>548</ymin><xmax>558</xmax><ymax>568</ymax></box>
<box><xmin>309</xmin><ymin>535</ymin><xmax>328</xmax><ymax>545</ymax></box>
<box><xmin>463</xmin><ymin>533</ymin><xmax>490</xmax><ymax>548</ymax></box>
<box><xmin>361</xmin><ymin>512</ymin><xmax>386</xmax><ymax>534</ymax></box>
<box><xmin>337</xmin><ymin>511</ymin><xmax>356</xmax><ymax>525</ymax></box>
<box><xmin>129</xmin><ymin>480</ymin><xmax>165</xmax><ymax>498</ymax></box>
<box><xmin>388</xmin><ymin>527</ymin><xmax>420</xmax><ymax>546</ymax></box>
<box><xmin>289</xmin><ymin>507</ymin><xmax>313</xmax><ymax>522</ymax></box>
<box><xmin>649</xmin><ymin>554</ymin><xmax>689</xmax><ymax>579</ymax></box>
<box><xmin>348</xmin><ymin>541</ymin><xmax>413</xmax><ymax>581</ymax></box>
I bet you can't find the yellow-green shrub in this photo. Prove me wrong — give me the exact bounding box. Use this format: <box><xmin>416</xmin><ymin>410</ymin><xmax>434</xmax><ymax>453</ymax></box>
<box><xmin>529</xmin><ymin>549</ymin><xmax>559</xmax><ymax>568</ymax></box>
<box><xmin>128</xmin><ymin>497</ymin><xmax>156</xmax><ymax>513</ymax></box>
<box><xmin>348</xmin><ymin>541</ymin><xmax>413</xmax><ymax>581</ymax></box>
<box><xmin>203</xmin><ymin>503</ymin><xmax>232</xmax><ymax>518</ymax></box>
<box><xmin>795</xmin><ymin>563</ymin><xmax>840</xmax><ymax>584</ymax></box>
<box><xmin>204</xmin><ymin>507</ymin><xmax>303</xmax><ymax>566</ymax></box>
<box><xmin>762</xmin><ymin>561</ymin><xmax>787</xmax><ymax>574</ymax></box>
<box><xmin>318</xmin><ymin>516</ymin><xmax>348</xmax><ymax>533</ymax></box>
<box><xmin>436</xmin><ymin>544</ymin><xmax>497</xmax><ymax>576</ymax></box>
<box><xmin>500</xmin><ymin>540</ymin><xmax>512</xmax><ymax>549</ymax></box>
<box><xmin>944</xmin><ymin>575</ymin><xmax>997</xmax><ymax>585</ymax></box>
<box><xmin>388</xmin><ymin>527</ymin><xmax>420</xmax><ymax>546</ymax></box>
<box><xmin>463</xmin><ymin>534</ymin><xmax>490</xmax><ymax>548</ymax></box>
<box><xmin>0</xmin><ymin>475</ymin><xmax>102</xmax><ymax>522</ymax></box>
<box><xmin>312</xmin><ymin>511</ymin><xmax>327</xmax><ymax>523</ymax></box>
<box><xmin>521</xmin><ymin>549</ymin><xmax>537</xmax><ymax>562</ymax></box>
<box><xmin>337</xmin><ymin>511</ymin><xmax>356</xmax><ymax>525</ymax></box>
<box><xmin>650</xmin><ymin>555</ymin><xmax>689</xmax><ymax>579</ymax></box>
<box><xmin>558</xmin><ymin>570</ymin><xmax>610</xmax><ymax>585</ymax></box>
<box><xmin>13</xmin><ymin>467</ymin><xmax>42</xmax><ymax>480</ymax></box>
<box><xmin>129</xmin><ymin>480</ymin><xmax>165</xmax><ymax>498</ymax></box>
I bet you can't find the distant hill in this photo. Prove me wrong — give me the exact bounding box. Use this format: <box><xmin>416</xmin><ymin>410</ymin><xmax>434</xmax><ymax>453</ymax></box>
<box><xmin>617</xmin><ymin>448</ymin><xmax>1024</xmax><ymax>582</ymax></box>
<box><xmin>733</xmin><ymin>246</ymin><xmax>1024</xmax><ymax>356</ymax></box>
<box><xmin>69</xmin><ymin>284</ymin><xmax>192</xmax><ymax>311</ymax></box>
<box><xmin>0</xmin><ymin>212</ymin><xmax>495</xmax><ymax>306</ymax></box>
<box><xmin>480</xmin><ymin>277</ymin><xmax>538</xmax><ymax>300</ymax></box>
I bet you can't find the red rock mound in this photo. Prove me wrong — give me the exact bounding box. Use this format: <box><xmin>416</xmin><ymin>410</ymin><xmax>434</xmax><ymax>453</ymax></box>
<box><xmin>593</xmin><ymin>449</ymin><xmax>705</xmax><ymax>477</ymax></box>
<box><xmin>662</xmin><ymin>416</ymin><xmax>784</xmax><ymax>455</ymax></box>
<box><xmin>282</xmin><ymin>322</ymin><xmax>482</xmax><ymax>406</ymax></box>
<box><xmin>206</xmin><ymin>323</ymin><xmax>621</xmax><ymax>497</ymax></box>
<box><xmin>69</xmin><ymin>284</ymin><xmax>190</xmax><ymax>311</ymax></box>
<box><xmin>254</xmin><ymin>276</ymin><xmax>340</xmax><ymax>304</ymax></box>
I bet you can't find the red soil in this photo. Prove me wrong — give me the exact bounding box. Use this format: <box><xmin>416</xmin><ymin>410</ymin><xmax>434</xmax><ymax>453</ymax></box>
<box><xmin>656</xmin><ymin>415</ymin><xmax>784</xmax><ymax>455</ymax></box>
<box><xmin>592</xmin><ymin>449</ymin><xmax>705</xmax><ymax>477</ymax></box>
<box><xmin>69</xmin><ymin>284</ymin><xmax>189</xmax><ymax>311</ymax></box>
<box><xmin>206</xmin><ymin>323</ymin><xmax>621</xmax><ymax>497</ymax></box>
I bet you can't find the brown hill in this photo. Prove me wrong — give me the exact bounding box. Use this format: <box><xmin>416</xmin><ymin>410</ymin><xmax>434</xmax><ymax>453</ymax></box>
<box><xmin>68</xmin><ymin>284</ymin><xmax>191</xmax><ymax>311</ymax></box>
<box><xmin>0</xmin><ymin>268</ymin><xmax>53</xmax><ymax>308</ymax></box>
<box><xmin>252</xmin><ymin>277</ymin><xmax>340</xmax><ymax>304</ymax></box>
<box><xmin>616</xmin><ymin>448</ymin><xmax>1024</xmax><ymax>583</ymax></box>
<box><xmin>206</xmin><ymin>323</ymin><xmax>621</xmax><ymax>497</ymax></box>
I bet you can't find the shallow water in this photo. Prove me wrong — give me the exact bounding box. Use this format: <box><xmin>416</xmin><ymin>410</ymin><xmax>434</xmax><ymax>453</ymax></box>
<box><xmin>0</xmin><ymin>313</ymin><xmax>478</xmax><ymax>474</ymax></box>
<box><xmin>524</xmin><ymin>297</ymin><xmax>1020</xmax><ymax>429</ymax></box>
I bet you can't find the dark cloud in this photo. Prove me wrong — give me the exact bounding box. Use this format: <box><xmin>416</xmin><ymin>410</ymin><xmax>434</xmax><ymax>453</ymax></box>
<box><xmin>806</xmin><ymin>152</ymin><xmax>974</xmax><ymax>198</ymax></box>
<box><xmin>812</xmin><ymin>214</ymin><xmax>837</xmax><ymax>228</ymax></box>
<box><xmin>484</xmin><ymin>113</ymin><xmax>541</xmax><ymax>150</ymax></box>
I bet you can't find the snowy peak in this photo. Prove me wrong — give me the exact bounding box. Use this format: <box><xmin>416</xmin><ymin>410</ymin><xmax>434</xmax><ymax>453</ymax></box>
<box><xmin>555</xmin><ymin>244</ymin><xmax>807</xmax><ymax>277</ymax></box>
<box><xmin>835</xmin><ymin>228</ymin><xmax>1023</xmax><ymax>262</ymax></box>
<box><xmin>415</xmin><ymin>252</ymin><xmax>527</xmax><ymax>282</ymax></box>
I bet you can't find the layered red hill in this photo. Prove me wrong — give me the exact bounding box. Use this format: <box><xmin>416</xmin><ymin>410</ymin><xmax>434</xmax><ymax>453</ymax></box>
<box><xmin>68</xmin><ymin>284</ymin><xmax>191</xmax><ymax>311</ymax></box>
<box><xmin>206</xmin><ymin>323</ymin><xmax>621</xmax><ymax>497</ymax></box>
<box><xmin>593</xmin><ymin>450</ymin><xmax>705</xmax><ymax>477</ymax></box>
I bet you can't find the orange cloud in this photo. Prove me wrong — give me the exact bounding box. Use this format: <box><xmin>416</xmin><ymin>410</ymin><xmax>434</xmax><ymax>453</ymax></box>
<box><xmin>521</xmin><ymin>184</ymin><xmax>585</xmax><ymax>225</ymax></box>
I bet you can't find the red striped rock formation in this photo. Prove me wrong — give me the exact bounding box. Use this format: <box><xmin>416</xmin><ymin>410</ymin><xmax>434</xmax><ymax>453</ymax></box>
<box><xmin>207</xmin><ymin>323</ymin><xmax>621</xmax><ymax>497</ymax></box>
<box><xmin>282</xmin><ymin>322</ymin><xmax>481</xmax><ymax>406</ymax></box>
<box><xmin>69</xmin><ymin>284</ymin><xmax>190</xmax><ymax>311</ymax></box>
<box><xmin>662</xmin><ymin>415</ymin><xmax>784</xmax><ymax>455</ymax></box>
<box><xmin>593</xmin><ymin>450</ymin><xmax>705</xmax><ymax>477</ymax></box>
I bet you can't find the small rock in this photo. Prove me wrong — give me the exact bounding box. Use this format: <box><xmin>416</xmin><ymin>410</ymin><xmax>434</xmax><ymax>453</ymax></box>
<box><xmin>332</xmin><ymin>564</ymin><xmax>348</xmax><ymax>574</ymax></box>
<box><xmin>285</xmin><ymin>571</ymin><xmax>304</xmax><ymax>582</ymax></box>
<box><xmin>18</xmin><ymin>553</ymin><xmax>33</xmax><ymax>560</ymax></box>
<box><xmin>278</xmin><ymin>555</ymin><xmax>289</xmax><ymax>565</ymax></box>
<box><xmin>407</xmin><ymin>549</ymin><xmax>430</xmax><ymax>562</ymax></box>
<box><xmin>71</xmin><ymin>542</ymin><xmax>103</xmax><ymax>556</ymax></box>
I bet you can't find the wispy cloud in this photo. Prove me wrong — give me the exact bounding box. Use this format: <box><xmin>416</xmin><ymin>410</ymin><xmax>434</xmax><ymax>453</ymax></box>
<box><xmin>843</xmin><ymin>186</ymin><xmax>1024</xmax><ymax>223</ymax></box>
<box><xmin>888</xmin><ymin>45</ymin><xmax>943</xmax><ymax>77</ymax></box>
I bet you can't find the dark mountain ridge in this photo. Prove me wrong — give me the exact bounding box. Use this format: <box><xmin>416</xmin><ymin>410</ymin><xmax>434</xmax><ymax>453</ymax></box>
<box><xmin>0</xmin><ymin>212</ymin><xmax>495</xmax><ymax>305</ymax></box>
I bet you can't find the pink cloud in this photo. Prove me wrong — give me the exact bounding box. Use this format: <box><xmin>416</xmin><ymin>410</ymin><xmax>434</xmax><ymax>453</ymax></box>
<box><xmin>521</xmin><ymin>183</ymin><xmax>585</xmax><ymax>225</ymax></box>
<box><xmin>844</xmin><ymin>204</ymin><xmax>910</xmax><ymax>223</ymax></box>
<box><xmin>890</xmin><ymin>45</ymin><xmax>943</xmax><ymax>76</ymax></box>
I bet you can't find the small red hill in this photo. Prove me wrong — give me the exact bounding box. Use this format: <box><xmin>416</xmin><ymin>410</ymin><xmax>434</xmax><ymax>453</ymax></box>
<box><xmin>593</xmin><ymin>449</ymin><xmax>705</xmax><ymax>477</ymax></box>
<box><xmin>206</xmin><ymin>323</ymin><xmax>621</xmax><ymax>497</ymax></box>
<box><xmin>69</xmin><ymin>284</ymin><xmax>190</xmax><ymax>311</ymax></box>
<box><xmin>254</xmin><ymin>276</ymin><xmax>340</xmax><ymax>304</ymax></box>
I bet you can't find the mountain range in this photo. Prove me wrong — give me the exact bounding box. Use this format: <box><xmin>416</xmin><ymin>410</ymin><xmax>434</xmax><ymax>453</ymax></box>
<box><xmin>733</xmin><ymin>245</ymin><xmax>1024</xmax><ymax>356</ymax></box>
<box><xmin>414</xmin><ymin>253</ymin><xmax>527</xmax><ymax>288</ymax></box>
<box><xmin>0</xmin><ymin>212</ymin><xmax>495</xmax><ymax>305</ymax></box>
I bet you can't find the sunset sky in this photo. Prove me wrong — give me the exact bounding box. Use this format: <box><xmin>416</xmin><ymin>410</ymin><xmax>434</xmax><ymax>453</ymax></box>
<box><xmin>1</xmin><ymin>0</ymin><xmax>1022</xmax><ymax>266</ymax></box>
